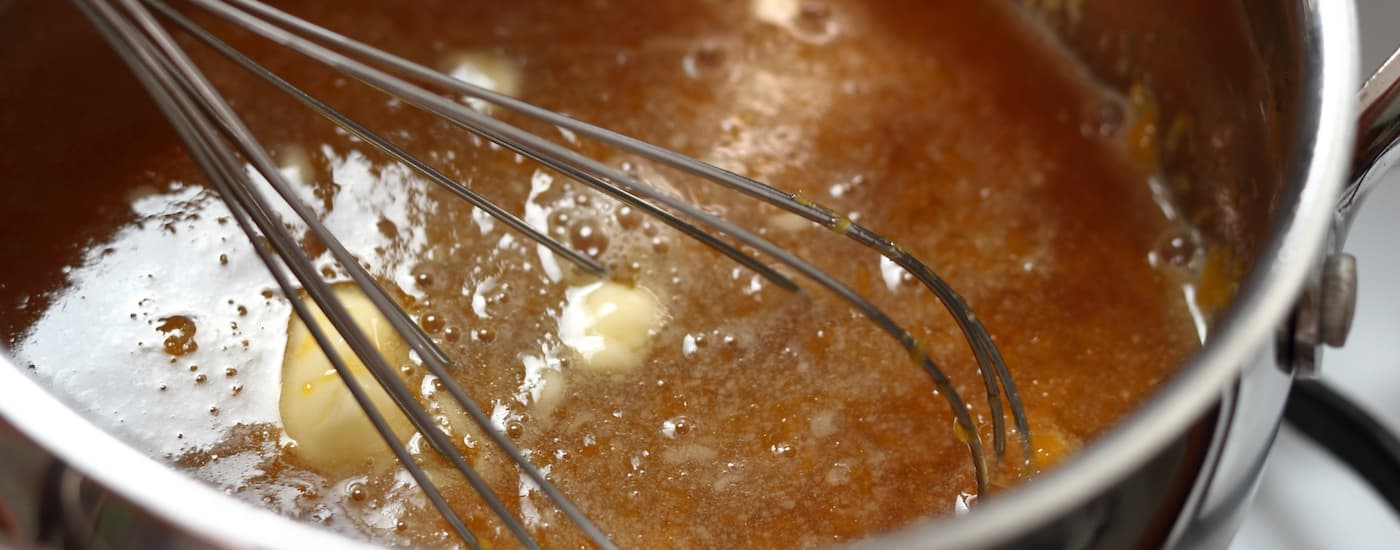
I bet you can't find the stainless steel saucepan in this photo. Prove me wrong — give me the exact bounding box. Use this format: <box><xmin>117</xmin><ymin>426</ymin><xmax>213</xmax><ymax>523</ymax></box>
<box><xmin>2</xmin><ymin>0</ymin><xmax>1399</xmax><ymax>548</ymax></box>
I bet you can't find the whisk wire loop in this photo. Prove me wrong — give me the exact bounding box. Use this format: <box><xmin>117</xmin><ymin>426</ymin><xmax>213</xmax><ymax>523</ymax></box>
<box><xmin>75</xmin><ymin>0</ymin><xmax>1034</xmax><ymax>546</ymax></box>
<box><xmin>187</xmin><ymin>0</ymin><xmax>998</xmax><ymax>482</ymax></box>
<box><xmin>216</xmin><ymin>0</ymin><xmax>1029</xmax><ymax>459</ymax></box>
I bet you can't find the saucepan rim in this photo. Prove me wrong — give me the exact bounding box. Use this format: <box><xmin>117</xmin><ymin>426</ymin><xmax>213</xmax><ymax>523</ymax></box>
<box><xmin>0</xmin><ymin>0</ymin><xmax>1362</xmax><ymax>547</ymax></box>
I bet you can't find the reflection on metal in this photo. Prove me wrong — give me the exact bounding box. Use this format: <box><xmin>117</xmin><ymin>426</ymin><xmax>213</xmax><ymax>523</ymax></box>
<box><xmin>1343</xmin><ymin>47</ymin><xmax>1400</xmax><ymax>239</ymax></box>
<box><xmin>0</xmin><ymin>421</ymin><xmax>54</xmax><ymax>546</ymax></box>
<box><xmin>1286</xmin><ymin>253</ymin><xmax>1359</xmax><ymax>379</ymax></box>
<box><xmin>59</xmin><ymin>467</ymin><xmax>115</xmax><ymax>550</ymax></box>
<box><xmin>1319</xmin><ymin>254</ymin><xmax>1359</xmax><ymax>347</ymax></box>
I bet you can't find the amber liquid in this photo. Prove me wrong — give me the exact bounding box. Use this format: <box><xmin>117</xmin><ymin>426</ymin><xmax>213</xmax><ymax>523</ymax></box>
<box><xmin>0</xmin><ymin>0</ymin><xmax>1201</xmax><ymax>547</ymax></box>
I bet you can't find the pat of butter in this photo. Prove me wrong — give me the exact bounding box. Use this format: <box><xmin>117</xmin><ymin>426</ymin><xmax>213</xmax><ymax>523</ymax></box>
<box><xmin>559</xmin><ymin>281</ymin><xmax>662</xmax><ymax>373</ymax></box>
<box><xmin>279</xmin><ymin>284</ymin><xmax>415</xmax><ymax>473</ymax></box>
<box><xmin>752</xmin><ymin>0</ymin><xmax>800</xmax><ymax>25</ymax></box>
<box><xmin>446</xmin><ymin>52</ymin><xmax>522</xmax><ymax>112</ymax></box>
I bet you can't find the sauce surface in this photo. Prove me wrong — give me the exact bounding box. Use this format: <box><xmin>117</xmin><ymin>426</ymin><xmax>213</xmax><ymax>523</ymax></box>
<box><xmin>0</xmin><ymin>0</ymin><xmax>1204</xmax><ymax>547</ymax></box>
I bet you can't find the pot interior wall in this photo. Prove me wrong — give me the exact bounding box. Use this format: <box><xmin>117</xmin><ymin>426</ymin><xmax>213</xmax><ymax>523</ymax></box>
<box><xmin>1033</xmin><ymin>0</ymin><xmax>1307</xmax><ymax>308</ymax></box>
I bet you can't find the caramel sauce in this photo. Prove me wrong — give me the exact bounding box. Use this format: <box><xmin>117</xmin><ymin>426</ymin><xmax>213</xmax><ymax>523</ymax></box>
<box><xmin>0</xmin><ymin>0</ymin><xmax>1202</xmax><ymax>547</ymax></box>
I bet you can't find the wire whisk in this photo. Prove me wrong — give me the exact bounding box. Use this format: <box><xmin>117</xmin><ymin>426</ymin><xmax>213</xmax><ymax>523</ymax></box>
<box><xmin>73</xmin><ymin>0</ymin><xmax>1032</xmax><ymax>547</ymax></box>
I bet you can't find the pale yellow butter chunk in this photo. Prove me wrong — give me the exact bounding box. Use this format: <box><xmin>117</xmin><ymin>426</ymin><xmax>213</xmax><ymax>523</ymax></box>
<box><xmin>751</xmin><ymin>0</ymin><xmax>800</xmax><ymax>25</ymax></box>
<box><xmin>445</xmin><ymin>51</ymin><xmax>522</xmax><ymax>113</ymax></box>
<box><xmin>279</xmin><ymin>284</ymin><xmax>415</xmax><ymax>473</ymax></box>
<box><xmin>559</xmin><ymin>281</ymin><xmax>662</xmax><ymax>373</ymax></box>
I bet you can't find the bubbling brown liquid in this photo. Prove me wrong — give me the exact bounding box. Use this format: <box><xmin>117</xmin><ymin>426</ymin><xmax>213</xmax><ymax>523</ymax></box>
<box><xmin>1</xmin><ymin>0</ymin><xmax>1204</xmax><ymax>547</ymax></box>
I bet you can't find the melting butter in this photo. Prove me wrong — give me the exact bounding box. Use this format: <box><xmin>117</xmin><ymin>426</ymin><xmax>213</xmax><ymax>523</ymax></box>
<box><xmin>559</xmin><ymin>281</ymin><xmax>662</xmax><ymax>373</ymax></box>
<box><xmin>279</xmin><ymin>284</ymin><xmax>415</xmax><ymax>473</ymax></box>
<box><xmin>752</xmin><ymin>0</ymin><xmax>800</xmax><ymax>25</ymax></box>
<box><xmin>445</xmin><ymin>51</ymin><xmax>522</xmax><ymax>113</ymax></box>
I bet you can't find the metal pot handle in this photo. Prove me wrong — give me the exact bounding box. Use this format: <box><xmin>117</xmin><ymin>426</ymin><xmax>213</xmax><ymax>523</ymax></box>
<box><xmin>1289</xmin><ymin>48</ymin><xmax>1400</xmax><ymax>376</ymax></box>
<box><xmin>1340</xmin><ymin>48</ymin><xmax>1400</xmax><ymax>238</ymax></box>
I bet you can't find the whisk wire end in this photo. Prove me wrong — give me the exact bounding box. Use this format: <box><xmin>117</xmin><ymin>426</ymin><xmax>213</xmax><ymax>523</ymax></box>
<box><xmin>79</xmin><ymin>0</ymin><xmax>1029</xmax><ymax>545</ymax></box>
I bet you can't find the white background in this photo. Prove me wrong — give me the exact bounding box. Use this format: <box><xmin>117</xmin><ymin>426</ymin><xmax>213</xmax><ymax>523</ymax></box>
<box><xmin>1231</xmin><ymin>1</ymin><xmax>1400</xmax><ymax>548</ymax></box>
